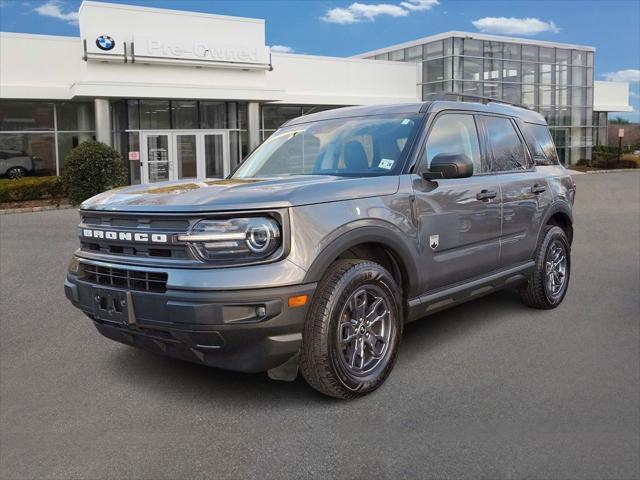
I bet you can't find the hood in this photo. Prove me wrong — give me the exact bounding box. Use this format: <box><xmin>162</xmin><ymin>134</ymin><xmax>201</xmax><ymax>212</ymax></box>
<box><xmin>80</xmin><ymin>175</ymin><xmax>400</xmax><ymax>212</ymax></box>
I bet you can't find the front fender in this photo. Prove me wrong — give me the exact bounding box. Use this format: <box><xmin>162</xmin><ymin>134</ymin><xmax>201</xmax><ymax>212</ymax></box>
<box><xmin>302</xmin><ymin>221</ymin><xmax>420</xmax><ymax>298</ymax></box>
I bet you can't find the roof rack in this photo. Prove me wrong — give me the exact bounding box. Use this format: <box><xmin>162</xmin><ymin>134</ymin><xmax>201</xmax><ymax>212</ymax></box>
<box><xmin>430</xmin><ymin>91</ymin><xmax>528</xmax><ymax>109</ymax></box>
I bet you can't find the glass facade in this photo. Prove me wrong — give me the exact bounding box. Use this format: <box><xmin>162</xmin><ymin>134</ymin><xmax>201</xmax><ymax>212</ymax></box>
<box><xmin>593</xmin><ymin>111</ymin><xmax>609</xmax><ymax>147</ymax></box>
<box><xmin>260</xmin><ymin>104</ymin><xmax>343</xmax><ymax>141</ymax></box>
<box><xmin>112</xmin><ymin>99</ymin><xmax>249</xmax><ymax>184</ymax></box>
<box><xmin>0</xmin><ymin>101</ymin><xmax>95</xmax><ymax>176</ymax></box>
<box><xmin>367</xmin><ymin>36</ymin><xmax>596</xmax><ymax>165</ymax></box>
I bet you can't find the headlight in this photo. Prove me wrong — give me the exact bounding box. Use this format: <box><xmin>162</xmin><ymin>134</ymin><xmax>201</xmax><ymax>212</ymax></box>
<box><xmin>179</xmin><ymin>217</ymin><xmax>282</xmax><ymax>262</ymax></box>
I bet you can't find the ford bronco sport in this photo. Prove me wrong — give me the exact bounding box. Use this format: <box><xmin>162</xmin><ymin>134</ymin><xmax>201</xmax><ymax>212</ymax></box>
<box><xmin>65</xmin><ymin>98</ymin><xmax>575</xmax><ymax>399</ymax></box>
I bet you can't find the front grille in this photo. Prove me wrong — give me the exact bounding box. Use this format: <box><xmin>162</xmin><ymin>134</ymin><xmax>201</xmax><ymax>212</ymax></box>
<box><xmin>81</xmin><ymin>264</ymin><xmax>168</xmax><ymax>293</ymax></box>
<box><xmin>79</xmin><ymin>240</ymin><xmax>189</xmax><ymax>260</ymax></box>
<box><xmin>82</xmin><ymin>214</ymin><xmax>189</xmax><ymax>231</ymax></box>
<box><xmin>79</xmin><ymin>213</ymin><xmax>192</xmax><ymax>261</ymax></box>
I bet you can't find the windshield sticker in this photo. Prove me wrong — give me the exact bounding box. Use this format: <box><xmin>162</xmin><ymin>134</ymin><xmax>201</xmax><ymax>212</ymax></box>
<box><xmin>401</xmin><ymin>119</ymin><xmax>412</xmax><ymax>125</ymax></box>
<box><xmin>379</xmin><ymin>158</ymin><xmax>395</xmax><ymax>170</ymax></box>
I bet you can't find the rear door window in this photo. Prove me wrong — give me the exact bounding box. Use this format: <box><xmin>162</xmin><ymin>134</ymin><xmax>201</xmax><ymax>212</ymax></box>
<box><xmin>482</xmin><ymin>116</ymin><xmax>530</xmax><ymax>172</ymax></box>
<box><xmin>527</xmin><ymin>123</ymin><xmax>559</xmax><ymax>165</ymax></box>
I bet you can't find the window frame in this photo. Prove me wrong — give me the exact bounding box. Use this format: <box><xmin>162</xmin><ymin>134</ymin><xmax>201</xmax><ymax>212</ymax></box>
<box><xmin>415</xmin><ymin>111</ymin><xmax>489</xmax><ymax>176</ymax></box>
<box><xmin>477</xmin><ymin>113</ymin><xmax>535</xmax><ymax>174</ymax></box>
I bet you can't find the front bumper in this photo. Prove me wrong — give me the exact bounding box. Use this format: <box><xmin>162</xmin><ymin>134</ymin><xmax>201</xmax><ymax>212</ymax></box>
<box><xmin>65</xmin><ymin>266</ymin><xmax>316</xmax><ymax>373</ymax></box>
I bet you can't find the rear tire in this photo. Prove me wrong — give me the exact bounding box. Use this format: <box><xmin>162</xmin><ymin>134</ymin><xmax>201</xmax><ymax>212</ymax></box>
<box><xmin>300</xmin><ymin>260</ymin><xmax>403</xmax><ymax>399</ymax></box>
<box><xmin>519</xmin><ymin>225</ymin><xmax>571</xmax><ymax>309</ymax></box>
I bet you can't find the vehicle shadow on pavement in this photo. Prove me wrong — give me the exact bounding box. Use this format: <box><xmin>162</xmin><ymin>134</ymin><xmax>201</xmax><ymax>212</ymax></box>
<box><xmin>103</xmin><ymin>289</ymin><xmax>524</xmax><ymax>403</ymax></box>
<box><xmin>104</xmin><ymin>340</ymin><xmax>320</xmax><ymax>404</ymax></box>
<box><xmin>401</xmin><ymin>288</ymin><xmax>524</xmax><ymax>353</ymax></box>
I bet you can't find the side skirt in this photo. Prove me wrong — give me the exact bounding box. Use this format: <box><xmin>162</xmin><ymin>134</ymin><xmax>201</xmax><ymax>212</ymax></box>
<box><xmin>405</xmin><ymin>260</ymin><xmax>535</xmax><ymax>323</ymax></box>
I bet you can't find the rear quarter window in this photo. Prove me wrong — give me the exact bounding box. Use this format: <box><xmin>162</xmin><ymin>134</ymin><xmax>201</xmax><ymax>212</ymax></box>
<box><xmin>527</xmin><ymin>123</ymin><xmax>559</xmax><ymax>165</ymax></box>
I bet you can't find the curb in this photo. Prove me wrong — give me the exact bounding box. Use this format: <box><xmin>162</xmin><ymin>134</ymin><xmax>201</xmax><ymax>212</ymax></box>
<box><xmin>582</xmin><ymin>168</ymin><xmax>639</xmax><ymax>174</ymax></box>
<box><xmin>0</xmin><ymin>204</ymin><xmax>74</xmax><ymax>215</ymax></box>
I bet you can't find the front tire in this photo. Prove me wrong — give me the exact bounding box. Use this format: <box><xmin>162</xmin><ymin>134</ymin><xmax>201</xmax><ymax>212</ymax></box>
<box><xmin>519</xmin><ymin>225</ymin><xmax>571</xmax><ymax>309</ymax></box>
<box><xmin>6</xmin><ymin>166</ymin><xmax>27</xmax><ymax>179</ymax></box>
<box><xmin>300</xmin><ymin>260</ymin><xmax>403</xmax><ymax>399</ymax></box>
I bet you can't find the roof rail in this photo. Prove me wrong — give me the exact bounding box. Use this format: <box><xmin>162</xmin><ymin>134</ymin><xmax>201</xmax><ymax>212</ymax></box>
<box><xmin>429</xmin><ymin>91</ymin><xmax>529</xmax><ymax>109</ymax></box>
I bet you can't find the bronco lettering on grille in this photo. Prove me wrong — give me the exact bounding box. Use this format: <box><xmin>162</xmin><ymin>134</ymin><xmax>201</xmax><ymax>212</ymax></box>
<box><xmin>82</xmin><ymin>229</ymin><xmax>168</xmax><ymax>243</ymax></box>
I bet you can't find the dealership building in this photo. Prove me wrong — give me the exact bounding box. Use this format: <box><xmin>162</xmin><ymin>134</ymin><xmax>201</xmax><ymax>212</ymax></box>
<box><xmin>0</xmin><ymin>1</ymin><xmax>631</xmax><ymax>183</ymax></box>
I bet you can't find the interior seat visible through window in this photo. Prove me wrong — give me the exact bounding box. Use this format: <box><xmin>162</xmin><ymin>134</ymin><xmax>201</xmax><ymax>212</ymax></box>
<box><xmin>344</xmin><ymin>141</ymin><xmax>370</xmax><ymax>171</ymax></box>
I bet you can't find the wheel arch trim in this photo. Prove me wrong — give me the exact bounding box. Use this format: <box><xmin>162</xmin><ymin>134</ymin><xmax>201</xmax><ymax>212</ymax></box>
<box><xmin>536</xmin><ymin>201</ymin><xmax>574</xmax><ymax>251</ymax></box>
<box><xmin>302</xmin><ymin>223</ymin><xmax>420</xmax><ymax>296</ymax></box>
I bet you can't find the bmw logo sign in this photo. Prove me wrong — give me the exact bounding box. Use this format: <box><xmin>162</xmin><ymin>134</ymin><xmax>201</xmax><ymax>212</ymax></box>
<box><xmin>96</xmin><ymin>35</ymin><xmax>115</xmax><ymax>51</ymax></box>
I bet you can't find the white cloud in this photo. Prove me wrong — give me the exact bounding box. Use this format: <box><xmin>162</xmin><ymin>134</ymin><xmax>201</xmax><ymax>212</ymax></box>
<box><xmin>472</xmin><ymin>17</ymin><xmax>559</xmax><ymax>35</ymax></box>
<box><xmin>34</xmin><ymin>1</ymin><xmax>78</xmax><ymax>24</ymax></box>
<box><xmin>322</xmin><ymin>0</ymin><xmax>438</xmax><ymax>24</ymax></box>
<box><xmin>399</xmin><ymin>0</ymin><xmax>439</xmax><ymax>11</ymax></box>
<box><xmin>322</xmin><ymin>2</ymin><xmax>408</xmax><ymax>24</ymax></box>
<box><xmin>603</xmin><ymin>69</ymin><xmax>640</xmax><ymax>83</ymax></box>
<box><xmin>270</xmin><ymin>45</ymin><xmax>295</xmax><ymax>53</ymax></box>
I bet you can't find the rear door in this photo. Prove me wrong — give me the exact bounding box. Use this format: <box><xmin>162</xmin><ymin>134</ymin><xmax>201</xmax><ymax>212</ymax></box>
<box><xmin>479</xmin><ymin>115</ymin><xmax>553</xmax><ymax>267</ymax></box>
<box><xmin>412</xmin><ymin>112</ymin><xmax>502</xmax><ymax>292</ymax></box>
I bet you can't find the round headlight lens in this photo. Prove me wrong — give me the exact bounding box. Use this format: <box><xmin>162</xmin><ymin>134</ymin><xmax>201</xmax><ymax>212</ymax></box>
<box><xmin>247</xmin><ymin>225</ymin><xmax>271</xmax><ymax>253</ymax></box>
<box><xmin>246</xmin><ymin>218</ymin><xmax>280</xmax><ymax>255</ymax></box>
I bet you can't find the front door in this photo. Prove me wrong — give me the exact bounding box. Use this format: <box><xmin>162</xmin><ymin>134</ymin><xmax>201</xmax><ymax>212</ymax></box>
<box><xmin>140</xmin><ymin>131</ymin><xmax>230</xmax><ymax>184</ymax></box>
<box><xmin>412</xmin><ymin>112</ymin><xmax>502</xmax><ymax>293</ymax></box>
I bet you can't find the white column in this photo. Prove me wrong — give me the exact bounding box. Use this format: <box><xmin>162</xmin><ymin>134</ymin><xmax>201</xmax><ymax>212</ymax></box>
<box><xmin>94</xmin><ymin>98</ymin><xmax>112</xmax><ymax>146</ymax></box>
<box><xmin>247</xmin><ymin>101</ymin><xmax>261</xmax><ymax>152</ymax></box>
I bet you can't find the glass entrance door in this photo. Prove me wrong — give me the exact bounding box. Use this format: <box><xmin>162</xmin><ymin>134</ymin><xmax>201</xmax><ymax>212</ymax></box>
<box><xmin>203</xmin><ymin>133</ymin><xmax>229</xmax><ymax>179</ymax></box>
<box><xmin>140</xmin><ymin>131</ymin><xmax>229</xmax><ymax>184</ymax></box>
<box><xmin>143</xmin><ymin>134</ymin><xmax>171</xmax><ymax>183</ymax></box>
<box><xmin>175</xmin><ymin>134</ymin><xmax>198</xmax><ymax>179</ymax></box>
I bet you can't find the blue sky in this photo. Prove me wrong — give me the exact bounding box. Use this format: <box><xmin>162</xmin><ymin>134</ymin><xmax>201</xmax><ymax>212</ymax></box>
<box><xmin>1</xmin><ymin>0</ymin><xmax>639</xmax><ymax>119</ymax></box>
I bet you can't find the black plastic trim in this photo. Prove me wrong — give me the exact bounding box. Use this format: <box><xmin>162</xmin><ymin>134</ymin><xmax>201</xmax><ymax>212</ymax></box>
<box><xmin>302</xmin><ymin>224</ymin><xmax>420</xmax><ymax>298</ymax></box>
<box><xmin>407</xmin><ymin>261</ymin><xmax>535</xmax><ymax>322</ymax></box>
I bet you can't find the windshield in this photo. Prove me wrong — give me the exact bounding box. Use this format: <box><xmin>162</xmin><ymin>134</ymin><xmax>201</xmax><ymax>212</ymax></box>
<box><xmin>233</xmin><ymin>114</ymin><xmax>422</xmax><ymax>178</ymax></box>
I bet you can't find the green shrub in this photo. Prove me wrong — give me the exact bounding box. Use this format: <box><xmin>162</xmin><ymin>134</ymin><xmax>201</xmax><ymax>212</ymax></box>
<box><xmin>0</xmin><ymin>176</ymin><xmax>65</xmax><ymax>203</ymax></box>
<box><xmin>61</xmin><ymin>141</ymin><xmax>128</xmax><ymax>205</ymax></box>
<box><xmin>587</xmin><ymin>145</ymin><xmax>640</xmax><ymax>169</ymax></box>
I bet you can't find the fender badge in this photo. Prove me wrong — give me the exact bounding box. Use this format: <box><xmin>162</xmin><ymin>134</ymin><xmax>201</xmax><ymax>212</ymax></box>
<box><xmin>429</xmin><ymin>234</ymin><xmax>439</xmax><ymax>250</ymax></box>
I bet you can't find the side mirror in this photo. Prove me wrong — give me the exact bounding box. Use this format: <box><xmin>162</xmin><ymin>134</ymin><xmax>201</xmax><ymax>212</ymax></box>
<box><xmin>421</xmin><ymin>153</ymin><xmax>474</xmax><ymax>180</ymax></box>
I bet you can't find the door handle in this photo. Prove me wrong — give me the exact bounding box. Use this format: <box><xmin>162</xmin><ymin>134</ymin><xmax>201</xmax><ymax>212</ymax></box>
<box><xmin>531</xmin><ymin>184</ymin><xmax>547</xmax><ymax>194</ymax></box>
<box><xmin>476</xmin><ymin>189</ymin><xmax>498</xmax><ymax>201</ymax></box>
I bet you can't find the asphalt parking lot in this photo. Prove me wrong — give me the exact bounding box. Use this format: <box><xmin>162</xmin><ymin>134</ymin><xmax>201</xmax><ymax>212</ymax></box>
<box><xmin>1</xmin><ymin>172</ymin><xmax>639</xmax><ymax>480</ymax></box>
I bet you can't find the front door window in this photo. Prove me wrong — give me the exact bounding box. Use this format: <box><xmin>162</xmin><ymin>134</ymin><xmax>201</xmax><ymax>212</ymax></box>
<box><xmin>424</xmin><ymin>114</ymin><xmax>486</xmax><ymax>173</ymax></box>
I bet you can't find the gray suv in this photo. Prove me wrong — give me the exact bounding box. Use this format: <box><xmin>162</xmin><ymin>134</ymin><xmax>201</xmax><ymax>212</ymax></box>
<box><xmin>65</xmin><ymin>99</ymin><xmax>576</xmax><ymax>399</ymax></box>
